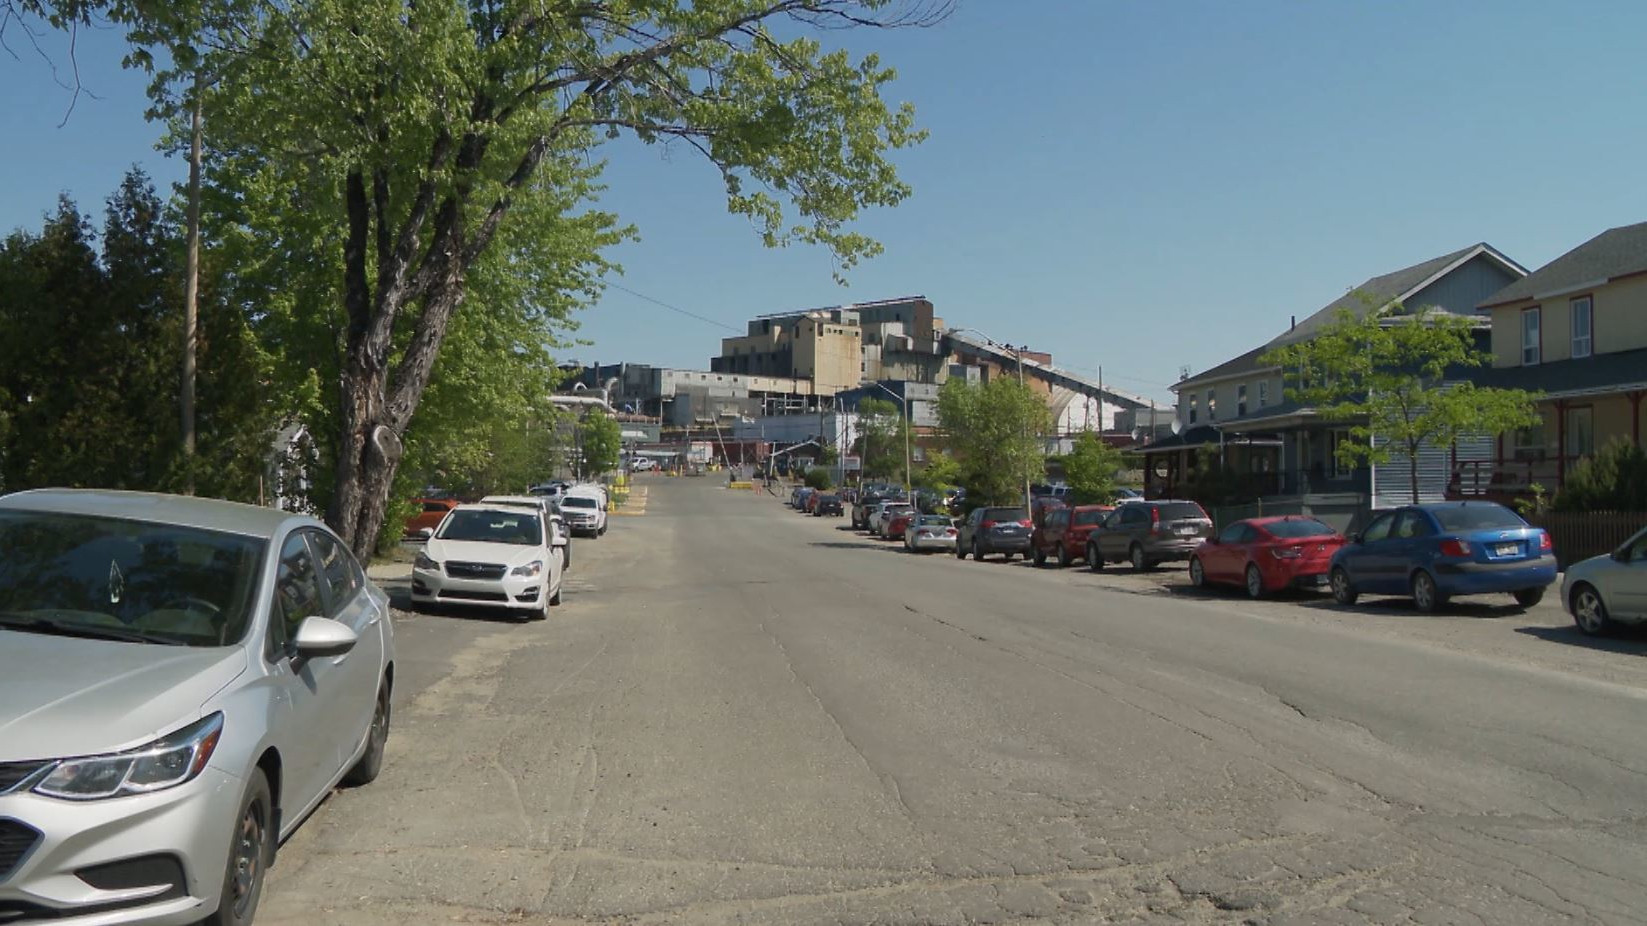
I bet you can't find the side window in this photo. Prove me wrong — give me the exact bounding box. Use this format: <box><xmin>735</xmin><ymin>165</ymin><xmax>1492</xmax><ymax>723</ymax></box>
<box><xmin>1127</xmin><ymin>506</ymin><xmax>1148</xmax><ymax>526</ymax></box>
<box><xmin>269</xmin><ymin>532</ymin><xmax>324</xmax><ymax>658</ymax></box>
<box><xmin>1217</xmin><ymin>522</ymin><xmax>1246</xmax><ymax>544</ymax></box>
<box><xmin>1361</xmin><ymin>514</ymin><xmax>1396</xmax><ymax>544</ymax></box>
<box><xmin>1394</xmin><ymin>511</ymin><xmax>1433</xmax><ymax>539</ymax></box>
<box><xmin>1629</xmin><ymin>534</ymin><xmax>1647</xmax><ymax>563</ymax></box>
<box><xmin>308</xmin><ymin>530</ymin><xmax>360</xmax><ymax>617</ymax></box>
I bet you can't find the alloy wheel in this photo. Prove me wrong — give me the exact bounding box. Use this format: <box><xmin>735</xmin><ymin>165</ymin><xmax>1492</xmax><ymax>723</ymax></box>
<box><xmin>1189</xmin><ymin>557</ymin><xmax>1204</xmax><ymax>588</ymax></box>
<box><xmin>1245</xmin><ymin>564</ymin><xmax>1263</xmax><ymax>599</ymax></box>
<box><xmin>1574</xmin><ymin>587</ymin><xmax>1609</xmax><ymax>635</ymax></box>
<box><xmin>1412</xmin><ymin>572</ymin><xmax>1439</xmax><ymax>613</ymax></box>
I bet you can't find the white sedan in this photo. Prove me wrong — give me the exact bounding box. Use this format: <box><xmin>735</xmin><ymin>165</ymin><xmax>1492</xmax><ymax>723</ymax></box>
<box><xmin>412</xmin><ymin>504</ymin><xmax>565</xmax><ymax>618</ymax></box>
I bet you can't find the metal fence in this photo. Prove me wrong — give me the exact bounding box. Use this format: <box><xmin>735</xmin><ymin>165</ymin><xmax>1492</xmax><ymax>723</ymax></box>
<box><xmin>1526</xmin><ymin>511</ymin><xmax>1646</xmax><ymax>569</ymax></box>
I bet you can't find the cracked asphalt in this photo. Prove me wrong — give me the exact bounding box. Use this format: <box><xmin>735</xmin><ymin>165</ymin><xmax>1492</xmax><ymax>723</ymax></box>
<box><xmin>259</xmin><ymin>478</ymin><xmax>1647</xmax><ymax>925</ymax></box>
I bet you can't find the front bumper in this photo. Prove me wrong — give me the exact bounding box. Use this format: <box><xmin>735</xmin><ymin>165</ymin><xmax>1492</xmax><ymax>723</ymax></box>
<box><xmin>411</xmin><ymin>565</ymin><xmax>546</xmax><ymax>609</ymax></box>
<box><xmin>0</xmin><ymin>765</ymin><xmax>244</xmax><ymax>925</ymax></box>
<box><xmin>1434</xmin><ymin>556</ymin><xmax>1558</xmax><ymax>595</ymax></box>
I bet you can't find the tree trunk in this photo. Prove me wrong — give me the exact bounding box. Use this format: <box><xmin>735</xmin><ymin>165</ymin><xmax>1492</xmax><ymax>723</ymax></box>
<box><xmin>1409</xmin><ymin>441</ymin><xmax>1421</xmax><ymax>505</ymax></box>
<box><xmin>180</xmin><ymin>81</ymin><xmax>202</xmax><ymax>495</ymax></box>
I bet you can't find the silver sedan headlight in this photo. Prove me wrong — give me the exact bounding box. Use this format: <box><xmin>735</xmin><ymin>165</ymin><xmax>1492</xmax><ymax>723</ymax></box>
<box><xmin>511</xmin><ymin>560</ymin><xmax>544</xmax><ymax>577</ymax></box>
<box><xmin>33</xmin><ymin>713</ymin><xmax>224</xmax><ymax>801</ymax></box>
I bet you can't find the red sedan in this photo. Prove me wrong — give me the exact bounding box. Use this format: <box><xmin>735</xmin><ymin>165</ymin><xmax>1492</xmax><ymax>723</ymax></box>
<box><xmin>884</xmin><ymin>510</ymin><xmax>916</xmax><ymax>540</ymax></box>
<box><xmin>1189</xmin><ymin>516</ymin><xmax>1346</xmax><ymax>598</ymax></box>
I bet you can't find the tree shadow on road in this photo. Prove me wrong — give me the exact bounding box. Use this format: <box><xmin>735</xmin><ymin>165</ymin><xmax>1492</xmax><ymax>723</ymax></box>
<box><xmin>1516</xmin><ymin>624</ymin><xmax>1647</xmax><ymax>655</ymax></box>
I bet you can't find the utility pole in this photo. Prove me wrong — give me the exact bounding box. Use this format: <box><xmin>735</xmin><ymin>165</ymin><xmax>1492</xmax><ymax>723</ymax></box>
<box><xmin>180</xmin><ymin>77</ymin><xmax>203</xmax><ymax>496</ymax></box>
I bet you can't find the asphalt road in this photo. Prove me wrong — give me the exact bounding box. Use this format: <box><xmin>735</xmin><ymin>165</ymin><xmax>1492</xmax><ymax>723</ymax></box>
<box><xmin>260</xmin><ymin>478</ymin><xmax>1647</xmax><ymax>925</ymax></box>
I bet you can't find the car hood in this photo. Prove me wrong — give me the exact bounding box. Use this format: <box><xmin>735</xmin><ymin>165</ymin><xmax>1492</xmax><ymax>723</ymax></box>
<box><xmin>0</xmin><ymin>635</ymin><xmax>247</xmax><ymax>760</ymax></box>
<box><xmin>426</xmin><ymin>538</ymin><xmax>544</xmax><ymax>566</ymax></box>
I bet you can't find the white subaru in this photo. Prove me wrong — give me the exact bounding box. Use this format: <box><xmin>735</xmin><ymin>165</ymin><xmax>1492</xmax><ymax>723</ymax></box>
<box><xmin>411</xmin><ymin>504</ymin><xmax>564</xmax><ymax>618</ymax></box>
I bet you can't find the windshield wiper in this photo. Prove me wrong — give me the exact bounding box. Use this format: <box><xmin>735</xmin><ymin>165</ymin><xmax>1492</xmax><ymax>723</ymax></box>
<box><xmin>0</xmin><ymin>611</ymin><xmax>188</xmax><ymax>645</ymax></box>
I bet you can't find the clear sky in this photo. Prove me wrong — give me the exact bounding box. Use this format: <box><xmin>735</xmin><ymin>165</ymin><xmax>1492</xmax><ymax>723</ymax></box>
<box><xmin>6</xmin><ymin>1</ymin><xmax>1647</xmax><ymax>406</ymax></box>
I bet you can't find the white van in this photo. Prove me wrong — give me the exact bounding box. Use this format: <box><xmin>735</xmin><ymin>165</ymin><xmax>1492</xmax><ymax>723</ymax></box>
<box><xmin>561</xmin><ymin>485</ymin><xmax>608</xmax><ymax>537</ymax></box>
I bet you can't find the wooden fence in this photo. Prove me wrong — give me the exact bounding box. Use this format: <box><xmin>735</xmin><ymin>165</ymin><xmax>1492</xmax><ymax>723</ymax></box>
<box><xmin>1527</xmin><ymin>511</ymin><xmax>1646</xmax><ymax>569</ymax></box>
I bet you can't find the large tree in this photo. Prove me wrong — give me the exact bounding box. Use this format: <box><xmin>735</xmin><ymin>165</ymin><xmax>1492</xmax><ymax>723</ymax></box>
<box><xmin>1259</xmin><ymin>304</ymin><xmax>1540</xmax><ymax>504</ymax></box>
<box><xmin>121</xmin><ymin>0</ymin><xmax>933</xmax><ymax>557</ymax></box>
<box><xmin>935</xmin><ymin>376</ymin><xmax>1050</xmax><ymax>507</ymax></box>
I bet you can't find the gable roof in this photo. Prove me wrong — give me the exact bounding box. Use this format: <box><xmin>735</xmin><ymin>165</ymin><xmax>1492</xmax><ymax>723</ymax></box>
<box><xmin>1175</xmin><ymin>243</ymin><xmax>1524</xmax><ymax>391</ymax></box>
<box><xmin>1479</xmin><ymin>221</ymin><xmax>1647</xmax><ymax>308</ymax></box>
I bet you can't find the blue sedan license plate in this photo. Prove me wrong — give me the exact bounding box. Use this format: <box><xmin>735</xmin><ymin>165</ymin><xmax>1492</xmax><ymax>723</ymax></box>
<box><xmin>1494</xmin><ymin>542</ymin><xmax>1519</xmax><ymax>556</ymax></box>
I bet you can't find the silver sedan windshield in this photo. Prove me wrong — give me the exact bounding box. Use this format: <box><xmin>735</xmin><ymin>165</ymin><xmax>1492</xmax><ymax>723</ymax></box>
<box><xmin>0</xmin><ymin>510</ymin><xmax>266</xmax><ymax>647</ymax></box>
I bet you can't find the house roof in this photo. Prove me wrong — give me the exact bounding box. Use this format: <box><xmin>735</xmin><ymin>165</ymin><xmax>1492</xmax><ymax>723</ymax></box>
<box><xmin>1466</xmin><ymin>347</ymin><xmax>1647</xmax><ymax>398</ymax></box>
<box><xmin>1175</xmin><ymin>243</ymin><xmax>1525</xmax><ymax>391</ymax></box>
<box><xmin>1479</xmin><ymin>221</ymin><xmax>1647</xmax><ymax>308</ymax></box>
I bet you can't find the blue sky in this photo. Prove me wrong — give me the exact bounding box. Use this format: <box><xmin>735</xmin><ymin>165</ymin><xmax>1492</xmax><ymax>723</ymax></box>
<box><xmin>5</xmin><ymin>1</ymin><xmax>1647</xmax><ymax>405</ymax></box>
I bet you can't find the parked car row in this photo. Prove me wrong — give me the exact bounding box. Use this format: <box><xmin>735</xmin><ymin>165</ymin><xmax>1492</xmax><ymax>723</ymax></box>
<box><xmin>789</xmin><ymin>486</ymin><xmax>1646</xmax><ymax>635</ymax></box>
<box><xmin>405</xmin><ymin>481</ymin><xmax>614</xmax><ymax>621</ymax></box>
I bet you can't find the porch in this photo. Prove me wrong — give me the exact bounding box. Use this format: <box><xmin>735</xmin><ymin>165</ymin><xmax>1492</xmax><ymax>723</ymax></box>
<box><xmin>1449</xmin><ymin>388</ymin><xmax>1646</xmax><ymax>501</ymax></box>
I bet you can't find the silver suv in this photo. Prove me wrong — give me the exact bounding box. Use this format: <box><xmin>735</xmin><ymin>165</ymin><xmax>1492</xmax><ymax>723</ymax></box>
<box><xmin>1090</xmin><ymin>499</ymin><xmax>1213</xmax><ymax>571</ymax></box>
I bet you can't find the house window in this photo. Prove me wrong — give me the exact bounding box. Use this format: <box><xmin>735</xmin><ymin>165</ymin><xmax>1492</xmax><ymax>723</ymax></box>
<box><xmin>1521</xmin><ymin>307</ymin><xmax>1541</xmax><ymax>365</ymax></box>
<box><xmin>1258</xmin><ymin>380</ymin><xmax>1269</xmax><ymax>408</ymax></box>
<box><xmin>1565</xmin><ymin>405</ymin><xmax>1594</xmax><ymax>459</ymax></box>
<box><xmin>1206</xmin><ymin>389</ymin><xmax>1216</xmax><ymax>421</ymax></box>
<box><xmin>1188</xmin><ymin>394</ymin><xmax>1198</xmax><ymax>424</ymax></box>
<box><xmin>1237</xmin><ymin>384</ymin><xmax>1248</xmax><ymax>417</ymax></box>
<box><xmin>1512</xmin><ymin>423</ymin><xmax>1547</xmax><ymax>462</ymax></box>
<box><xmin>1571</xmin><ymin>296</ymin><xmax>1592</xmax><ymax>359</ymax></box>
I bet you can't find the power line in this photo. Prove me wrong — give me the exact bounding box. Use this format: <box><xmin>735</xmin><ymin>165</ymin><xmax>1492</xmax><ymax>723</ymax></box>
<box><xmin>605</xmin><ymin>281</ymin><xmax>742</xmax><ymax>333</ymax></box>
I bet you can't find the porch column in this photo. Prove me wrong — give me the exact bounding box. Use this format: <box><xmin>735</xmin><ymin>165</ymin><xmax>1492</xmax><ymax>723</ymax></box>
<box><xmin>1631</xmin><ymin>391</ymin><xmax>1644</xmax><ymax>448</ymax></box>
<box><xmin>1555</xmin><ymin>399</ymin><xmax>1569</xmax><ymax>487</ymax></box>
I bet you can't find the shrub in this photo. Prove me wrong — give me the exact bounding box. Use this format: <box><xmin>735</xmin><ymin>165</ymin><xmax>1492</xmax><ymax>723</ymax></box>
<box><xmin>1553</xmin><ymin>438</ymin><xmax>1647</xmax><ymax>512</ymax></box>
<box><xmin>803</xmin><ymin>467</ymin><xmax>834</xmax><ymax>490</ymax></box>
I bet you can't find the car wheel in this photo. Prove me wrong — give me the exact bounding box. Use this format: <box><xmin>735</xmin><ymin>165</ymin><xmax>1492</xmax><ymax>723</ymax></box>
<box><xmin>955</xmin><ymin>540</ymin><xmax>967</xmax><ymax>559</ymax></box>
<box><xmin>972</xmin><ymin>539</ymin><xmax>985</xmax><ymax>561</ymax></box>
<box><xmin>549</xmin><ymin>579</ymin><xmax>563</xmax><ymax>607</ymax></box>
<box><xmin>1188</xmin><ymin>556</ymin><xmax>1205</xmax><ymax>588</ymax></box>
<box><xmin>1130</xmin><ymin>543</ymin><xmax>1149</xmax><ymax>572</ymax></box>
<box><xmin>203</xmin><ymin>769</ymin><xmax>273</xmax><ymax>926</ymax></box>
<box><xmin>342</xmin><ymin>680</ymin><xmax>391</xmax><ymax>787</ymax></box>
<box><xmin>1088</xmin><ymin>544</ymin><xmax>1102</xmax><ymax>571</ymax></box>
<box><xmin>1512</xmin><ymin>587</ymin><xmax>1544</xmax><ymax>608</ymax></box>
<box><xmin>1057</xmin><ymin>544</ymin><xmax>1072</xmax><ymax>568</ymax></box>
<box><xmin>1033</xmin><ymin>547</ymin><xmax>1047</xmax><ymax>567</ymax></box>
<box><xmin>598</xmin><ymin>523</ymin><xmax>607</xmax><ymax>536</ymax></box>
<box><xmin>1571</xmin><ymin>584</ymin><xmax>1612</xmax><ymax>636</ymax></box>
<box><xmin>1330</xmin><ymin>566</ymin><xmax>1358</xmax><ymax>605</ymax></box>
<box><xmin>1245</xmin><ymin>564</ymin><xmax>1264</xmax><ymax>600</ymax></box>
<box><xmin>1411</xmin><ymin>570</ymin><xmax>1443</xmax><ymax>614</ymax></box>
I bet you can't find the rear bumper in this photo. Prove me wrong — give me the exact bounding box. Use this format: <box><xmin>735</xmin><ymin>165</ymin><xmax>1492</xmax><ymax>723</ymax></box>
<box><xmin>1433</xmin><ymin>557</ymin><xmax>1557</xmax><ymax>595</ymax></box>
<box><xmin>982</xmin><ymin>534</ymin><xmax>1032</xmax><ymax>552</ymax></box>
<box><xmin>908</xmin><ymin>534</ymin><xmax>954</xmax><ymax>551</ymax></box>
<box><xmin>1145</xmin><ymin>540</ymin><xmax>1202</xmax><ymax>561</ymax></box>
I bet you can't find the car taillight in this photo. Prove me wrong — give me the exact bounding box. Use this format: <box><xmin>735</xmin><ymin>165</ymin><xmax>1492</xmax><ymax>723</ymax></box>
<box><xmin>1439</xmin><ymin>539</ymin><xmax>1472</xmax><ymax>557</ymax></box>
<box><xmin>1269</xmin><ymin>546</ymin><xmax>1302</xmax><ymax>559</ymax></box>
<box><xmin>981</xmin><ymin>520</ymin><xmax>996</xmax><ymax>530</ymax></box>
<box><xmin>1019</xmin><ymin>520</ymin><xmax>1032</xmax><ymax>528</ymax></box>
<box><xmin>1538</xmin><ymin>531</ymin><xmax>1552</xmax><ymax>552</ymax></box>
<box><xmin>947</xmin><ymin>528</ymin><xmax>957</xmax><ymax>535</ymax></box>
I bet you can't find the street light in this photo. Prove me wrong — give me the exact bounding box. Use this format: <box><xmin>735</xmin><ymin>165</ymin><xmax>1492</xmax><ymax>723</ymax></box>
<box><xmin>947</xmin><ymin>327</ymin><xmax>1034</xmax><ymax>514</ymax></box>
<box><xmin>869</xmin><ymin>382</ymin><xmax>913</xmax><ymax>499</ymax></box>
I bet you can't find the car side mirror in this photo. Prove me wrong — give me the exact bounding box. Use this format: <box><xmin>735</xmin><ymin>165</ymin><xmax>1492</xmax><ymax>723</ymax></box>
<box><xmin>1613</xmin><ymin>548</ymin><xmax>1631</xmax><ymax>563</ymax></box>
<box><xmin>418</xmin><ymin>527</ymin><xmax>434</xmax><ymax>540</ymax></box>
<box><xmin>293</xmin><ymin>616</ymin><xmax>358</xmax><ymax>662</ymax></box>
<box><xmin>1347</xmin><ymin>532</ymin><xmax>1361</xmax><ymax>544</ymax></box>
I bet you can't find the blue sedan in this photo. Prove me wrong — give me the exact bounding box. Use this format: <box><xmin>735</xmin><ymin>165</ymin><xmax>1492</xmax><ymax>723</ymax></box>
<box><xmin>1328</xmin><ymin>501</ymin><xmax>1556</xmax><ymax>613</ymax></box>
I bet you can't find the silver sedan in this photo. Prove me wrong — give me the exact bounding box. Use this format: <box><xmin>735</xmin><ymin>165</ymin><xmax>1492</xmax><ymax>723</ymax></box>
<box><xmin>0</xmin><ymin>489</ymin><xmax>394</xmax><ymax>925</ymax></box>
<box><xmin>904</xmin><ymin>514</ymin><xmax>958</xmax><ymax>552</ymax></box>
<box><xmin>1562</xmin><ymin>524</ymin><xmax>1647</xmax><ymax>635</ymax></box>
